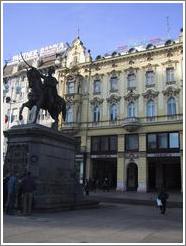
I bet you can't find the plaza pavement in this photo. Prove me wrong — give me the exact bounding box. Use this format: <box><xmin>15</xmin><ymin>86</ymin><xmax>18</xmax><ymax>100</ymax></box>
<box><xmin>3</xmin><ymin>202</ymin><xmax>183</xmax><ymax>244</ymax></box>
<box><xmin>89</xmin><ymin>190</ymin><xmax>183</xmax><ymax>207</ymax></box>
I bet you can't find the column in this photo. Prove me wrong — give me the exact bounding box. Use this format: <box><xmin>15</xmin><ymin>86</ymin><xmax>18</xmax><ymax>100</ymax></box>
<box><xmin>180</xmin><ymin>130</ymin><xmax>183</xmax><ymax>192</ymax></box>
<box><xmin>116</xmin><ymin>135</ymin><xmax>125</xmax><ymax>191</ymax></box>
<box><xmin>138</xmin><ymin>133</ymin><xmax>147</xmax><ymax>192</ymax></box>
<box><xmin>137</xmin><ymin>157</ymin><xmax>147</xmax><ymax>192</ymax></box>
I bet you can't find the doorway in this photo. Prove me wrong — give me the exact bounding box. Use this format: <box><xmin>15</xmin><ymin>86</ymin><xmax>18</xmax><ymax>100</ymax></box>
<box><xmin>92</xmin><ymin>158</ymin><xmax>117</xmax><ymax>189</ymax></box>
<box><xmin>127</xmin><ymin>162</ymin><xmax>138</xmax><ymax>191</ymax></box>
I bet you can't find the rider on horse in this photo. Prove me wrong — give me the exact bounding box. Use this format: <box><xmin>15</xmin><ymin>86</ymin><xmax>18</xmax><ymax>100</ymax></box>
<box><xmin>40</xmin><ymin>67</ymin><xmax>58</xmax><ymax>106</ymax></box>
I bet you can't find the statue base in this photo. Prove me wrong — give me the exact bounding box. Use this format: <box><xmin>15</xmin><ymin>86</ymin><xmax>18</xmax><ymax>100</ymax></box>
<box><xmin>4</xmin><ymin>124</ymin><xmax>99</xmax><ymax>211</ymax></box>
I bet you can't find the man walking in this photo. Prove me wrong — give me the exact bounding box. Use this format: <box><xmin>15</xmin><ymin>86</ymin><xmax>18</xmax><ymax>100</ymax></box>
<box><xmin>22</xmin><ymin>172</ymin><xmax>36</xmax><ymax>216</ymax></box>
<box><xmin>158</xmin><ymin>188</ymin><xmax>169</xmax><ymax>214</ymax></box>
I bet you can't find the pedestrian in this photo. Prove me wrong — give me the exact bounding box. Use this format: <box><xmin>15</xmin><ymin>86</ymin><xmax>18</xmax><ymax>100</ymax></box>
<box><xmin>22</xmin><ymin>172</ymin><xmax>36</xmax><ymax>216</ymax></box>
<box><xmin>84</xmin><ymin>179</ymin><xmax>89</xmax><ymax>196</ymax></box>
<box><xmin>16</xmin><ymin>175</ymin><xmax>24</xmax><ymax>214</ymax></box>
<box><xmin>5</xmin><ymin>172</ymin><xmax>17</xmax><ymax>215</ymax></box>
<box><xmin>103</xmin><ymin>177</ymin><xmax>110</xmax><ymax>192</ymax></box>
<box><xmin>3</xmin><ymin>173</ymin><xmax>10</xmax><ymax>209</ymax></box>
<box><xmin>157</xmin><ymin>188</ymin><xmax>169</xmax><ymax>214</ymax></box>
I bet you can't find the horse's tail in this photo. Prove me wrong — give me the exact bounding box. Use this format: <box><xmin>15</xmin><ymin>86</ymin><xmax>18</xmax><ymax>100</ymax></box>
<box><xmin>57</xmin><ymin>96</ymin><xmax>66</xmax><ymax>121</ymax></box>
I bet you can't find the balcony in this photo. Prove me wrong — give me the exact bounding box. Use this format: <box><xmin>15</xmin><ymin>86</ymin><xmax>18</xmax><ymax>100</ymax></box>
<box><xmin>122</xmin><ymin>117</ymin><xmax>141</xmax><ymax>132</ymax></box>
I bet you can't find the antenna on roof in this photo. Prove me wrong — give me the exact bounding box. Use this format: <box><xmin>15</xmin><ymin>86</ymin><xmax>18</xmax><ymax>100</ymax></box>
<box><xmin>166</xmin><ymin>16</ymin><xmax>171</xmax><ymax>39</ymax></box>
<box><xmin>77</xmin><ymin>25</ymin><xmax>80</xmax><ymax>38</ymax></box>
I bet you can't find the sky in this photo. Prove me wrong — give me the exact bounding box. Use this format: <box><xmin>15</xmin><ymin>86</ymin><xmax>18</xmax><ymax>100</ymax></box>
<box><xmin>3</xmin><ymin>2</ymin><xmax>183</xmax><ymax>61</ymax></box>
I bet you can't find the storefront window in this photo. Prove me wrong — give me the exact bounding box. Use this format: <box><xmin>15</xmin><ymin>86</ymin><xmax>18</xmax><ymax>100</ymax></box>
<box><xmin>110</xmin><ymin>136</ymin><xmax>117</xmax><ymax>152</ymax></box>
<box><xmin>91</xmin><ymin>135</ymin><xmax>117</xmax><ymax>153</ymax></box>
<box><xmin>169</xmin><ymin>133</ymin><xmax>179</xmax><ymax>148</ymax></box>
<box><xmin>159</xmin><ymin>133</ymin><xmax>168</xmax><ymax>148</ymax></box>
<box><xmin>147</xmin><ymin>132</ymin><xmax>179</xmax><ymax>151</ymax></box>
<box><xmin>126</xmin><ymin>134</ymin><xmax>139</xmax><ymax>151</ymax></box>
<box><xmin>148</xmin><ymin>134</ymin><xmax>157</xmax><ymax>149</ymax></box>
<box><xmin>101</xmin><ymin>136</ymin><xmax>109</xmax><ymax>152</ymax></box>
<box><xmin>91</xmin><ymin>137</ymin><xmax>100</xmax><ymax>152</ymax></box>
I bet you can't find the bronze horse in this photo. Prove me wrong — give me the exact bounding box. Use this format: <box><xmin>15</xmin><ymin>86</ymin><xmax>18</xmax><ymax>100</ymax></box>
<box><xmin>19</xmin><ymin>66</ymin><xmax>66</xmax><ymax>128</ymax></box>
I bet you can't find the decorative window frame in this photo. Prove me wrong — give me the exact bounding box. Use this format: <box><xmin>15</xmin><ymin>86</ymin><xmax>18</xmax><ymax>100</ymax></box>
<box><xmin>91</xmin><ymin>73</ymin><xmax>104</xmax><ymax>95</ymax></box>
<box><xmin>162</xmin><ymin>86</ymin><xmax>180</xmax><ymax>116</ymax></box>
<box><xmin>124</xmin><ymin>90</ymin><xmax>140</xmax><ymax>102</ymax></box>
<box><xmin>161</xmin><ymin>59</ymin><xmax>179</xmax><ymax>85</ymax></box>
<box><xmin>142</xmin><ymin>89</ymin><xmax>159</xmax><ymax>100</ymax></box>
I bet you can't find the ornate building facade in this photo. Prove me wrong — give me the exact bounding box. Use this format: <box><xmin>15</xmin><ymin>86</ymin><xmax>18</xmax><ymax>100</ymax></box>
<box><xmin>3</xmin><ymin>29</ymin><xmax>183</xmax><ymax>192</ymax></box>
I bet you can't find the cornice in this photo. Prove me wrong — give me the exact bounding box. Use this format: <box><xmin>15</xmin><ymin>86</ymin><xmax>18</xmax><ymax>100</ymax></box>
<box><xmin>141</xmin><ymin>63</ymin><xmax>159</xmax><ymax>70</ymax></box>
<box><xmin>161</xmin><ymin>59</ymin><xmax>179</xmax><ymax>66</ymax></box>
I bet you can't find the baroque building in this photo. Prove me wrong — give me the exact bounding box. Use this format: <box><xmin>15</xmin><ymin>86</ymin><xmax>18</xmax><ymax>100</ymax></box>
<box><xmin>3</xmin><ymin>29</ymin><xmax>183</xmax><ymax>192</ymax></box>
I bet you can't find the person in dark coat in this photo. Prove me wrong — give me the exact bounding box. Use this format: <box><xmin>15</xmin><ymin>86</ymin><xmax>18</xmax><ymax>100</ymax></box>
<box><xmin>84</xmin><ymin>179</ymin><xmax>90</xmax><ymax>196</ymax></box>
<box><xmin>158</xmin><ymin>188</ymin><xmax>169</xmax><ymax>214</ymax></box>
<box><xmin>3</xmin><ymin>173</ymin><xmax>10</xmax><ymax>209</ymax></box>
<box><xmin>22</xmin><ymin>172</ymin><xmax>36</xmax><ymax>215</ymax></box>
<box><xmin>5</xmin><ymin>172</ymin><xmax>17</xmax><ymax>215</ymax></box>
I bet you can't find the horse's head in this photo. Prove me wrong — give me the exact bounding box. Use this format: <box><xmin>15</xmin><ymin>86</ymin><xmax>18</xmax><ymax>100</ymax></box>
<box><xmin>27</xmin><ymin>67</ymin><xmax>42</xmax><ymax>89</ymax></box>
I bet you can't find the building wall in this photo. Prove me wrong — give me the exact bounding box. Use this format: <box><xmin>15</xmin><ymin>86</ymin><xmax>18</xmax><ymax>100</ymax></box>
<box><xmin>3</xmin><ymin>31</ymin><xmax>183</xmax><ymax>192</ymax></box>
<box><xmin>58</xmin><ymin>32</ymin><xmax>183</xmax><ymax>192</ymax></box>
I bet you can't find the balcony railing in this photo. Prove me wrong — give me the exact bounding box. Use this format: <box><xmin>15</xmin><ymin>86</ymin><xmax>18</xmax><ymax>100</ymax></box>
<box><xmin>61</xmin><ymin>114</ymin><xmax>183</xmax><ymax>130</ymax></box>
<box><xmin>123</xmin><ymin>117</ymin><xmax>141</xmax><ymax>132</ymax></box>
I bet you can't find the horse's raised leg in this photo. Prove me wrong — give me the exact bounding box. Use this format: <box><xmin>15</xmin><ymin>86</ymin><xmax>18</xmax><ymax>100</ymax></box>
<box><xmin>19</xmin><ymin>101</ymin><xmax>31</xmax><ymax>121</ymax></box>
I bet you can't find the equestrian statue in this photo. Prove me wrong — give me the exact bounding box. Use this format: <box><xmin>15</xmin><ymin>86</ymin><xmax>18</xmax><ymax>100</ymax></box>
<box><xmin>19</xmin><ymin>53</ymin><xmax>66</xmax><ymax>129</ymax></box>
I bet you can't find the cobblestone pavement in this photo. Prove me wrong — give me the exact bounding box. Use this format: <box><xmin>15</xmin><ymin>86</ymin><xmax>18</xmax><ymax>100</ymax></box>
<box><xmin>3</xmin><ymin>203</ymin><xmax>183</xmax><ymax>244</ymax></box>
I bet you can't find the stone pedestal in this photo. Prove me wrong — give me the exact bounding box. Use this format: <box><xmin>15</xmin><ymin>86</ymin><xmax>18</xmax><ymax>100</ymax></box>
<box><xmin>4</xmin><ymin>124</ymin><xmax>98</xmax><ymax>210</ymax></box>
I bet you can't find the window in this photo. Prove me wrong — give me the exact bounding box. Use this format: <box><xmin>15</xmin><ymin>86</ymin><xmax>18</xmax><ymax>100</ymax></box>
<box><xmin>146</xmin><ymin>99</ymin><xmax>155</xmax><ymax>118</ymax></box>
<box><xmin>101</xmin><ymin>136</ymin><xmax>109</xmax><ymax>152</ymax></box>
<box><xmin>146</xmin><ymin>71</ymin><xmax>154</xmax><ymax>85</ymax></box>
<box><xmin>110</xmin><ymin>76</ymin><xmax>118</xmax><ymax>91</ymax></box>
<box><xmin>110</xmin><ymin>103</ymin><xmax>118</xmax><ymax>121</ymax></box>
<box><xmin>66</xmin><ymin>105</ymin><xmax>73</xmax><ymax>123</ymax></box>
<box><xmin>93</xmin><ymin>105</ymin><xmax>100</xmax><ymax>122</ymax></box>
<box><xmin>166</xmin><ymin>67</ymin><xmax>174</xmax><ymax>82</ymax></box>
<box><xmin>159</xmin><ymin>133</ymin><xmax>168</xmax><ymax>148</ymax></box>
<box><xmin>147</xmin><ymin>132</ymin><xmax>179</xmax><ymax>151</ymax></box>
<box><xmin>93</xmin><ymin>80</ymin><xmax>101</xmax><ymax>94</ymax></box>
<box><xmin>147</xmin><ymin>134</ymin><xmax>157</xmax><ymax>149</ymax></box>
<box><xmin>167</xmin><ymin>97</ymin><xmax>176</xmax><ymax>116</ymax></box>
<box><xmin>169</xmin><ymin>133</ymin><xmax>179</xmax><ymax>148</ymax></box>
<box><xmin>126</xmin><ymin>134</ymin><xmax>139</xmax><ymax>151</ymax></box>
<box><xmin>110</xmin><ymin>136</ymin><xmax>117</xmax><ymax>152</ymax></box>
<box><xmin>128</xmin><ymin>102</ymin><xmax>136</xmax><ymax>117</ymax></box>
<box><xmin>127</xmin><ymin>73</ymin><xmax>136</xmax><ymax>88</ymax></box>
<box><xmin>91</xmin><ymin>135</ymin><xmax>117</xmax><ymax>153</ymax></box>
<box><xmin>67</xmin><ymin>81</ymin><xmax>74</xmax><ymax>94</ymax></box>
<box><xmin>91</xmin><ymin>137</ymin><xmax>100</xmax><ymax>152</ymax></box>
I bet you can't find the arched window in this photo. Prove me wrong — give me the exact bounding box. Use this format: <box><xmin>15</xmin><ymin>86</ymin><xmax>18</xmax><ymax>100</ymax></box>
<box><xmin>128</xmin><ymin>102</ymin><xmax>136</xmax><ymax>117</ymax></box>
<box><xmin>110</xmin><ymin>103</ymin><xmax>118</xmax><ymax>121</ymax></box>
<box><xmin>93</xmin><ymin>105</ymin><xmax>100</xmax><ymax>122</ymax></box>
<box><xmin>146</xmin><ymin>99</ymin><xmax>155</xmax><ymax>118</ymax></box>
<box><xmin>167</xmin><ymin>97</ymin><xmax>176</xmax><ymax>115</ymax></box>
<box><xmin>66</xmin><ymin>105</ymin><xmax>73</xmax><ymax>123</ymax></box>
<box><xmin>110</xmin><ymin>76</ymin><xmax>118</xmax><ymax>91</ymax></box>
